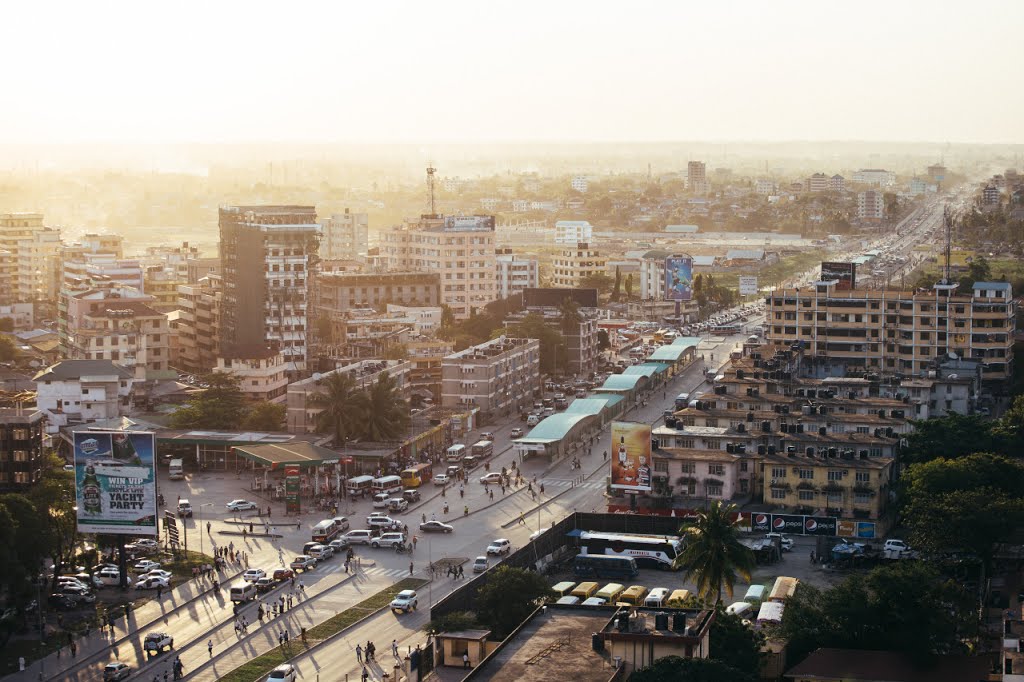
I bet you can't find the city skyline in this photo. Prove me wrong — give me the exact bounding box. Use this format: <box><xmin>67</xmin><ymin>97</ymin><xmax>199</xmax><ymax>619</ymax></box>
<box><xmin>2</xmin><ymin>0</ymin><xmax>1022</xmax><ymax>145</ymax></box>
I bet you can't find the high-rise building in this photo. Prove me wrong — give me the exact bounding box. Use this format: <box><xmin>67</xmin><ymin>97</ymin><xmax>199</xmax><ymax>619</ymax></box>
<box><xmin>829</xmin><ymin>174</ymin><xmax>845</xmax><ymax>192</ymax></box>
<box><xmin>176</xmin><ymin>274</ymin><xmax>222</xmax><ymax>374</ymax></box>
<box><xmin>552</xmin><ymin>242</ymin><xmax>606</xmax><ymax>288</ymax></box>
<box><xmin>0</xmin><ymin>213</ymin><xmax>62</xmax><ymax>306</ymax></box>
<box><xmin>687</xmin><ymin>161</ymin><xmax>707</xmax><ymax>194</ymax></box>
<box><xmin>496</xmin><ymin>252</ymin><xmax>539</xmax><ymax>300</ymax></box>
<box><xmin>441</xmin><ymin>336</ymin><xmax>540</xmax><ymax>416</ymax></box>
<box><xmin>852</xmin><ymin>169</ymin><xmax>896</xmax><ymax>187</ymax></box>
<box><xmin>320</xmin><ymin>209</ymin><xmax>369</xmax><ymax>261</ymax></box>
<box><xmin>571</xmin><ymin>175</ymin><xmax>589</xmax><ymax>193</ymax></box>
<box><xmin>554</xmin><ymin>220</ymin><xmax>593</xmax><ymax>245</ymax></box>
<box><xmin>219</xmin><ymin>205</ymin><xmax>319</xmax><ymax>374</ymax></box>
<box><xmin>858</xmin><ymin>190</ymin><xmax>885</xmax><ymax>222</ymax></box>
<box><xmin>379</xmin><ymin>215</ymin><xmax>497</xmax><ymax>320</ymax></box>
<box><xmin>806</xmin><ymin>173</ymin><xmax>829</xmax><ymax>192</ymax></box>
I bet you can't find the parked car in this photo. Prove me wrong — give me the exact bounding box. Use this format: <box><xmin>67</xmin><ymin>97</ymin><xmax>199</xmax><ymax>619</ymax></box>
<box><xmin>419</xmin><ymin>521</ymin><xmax>454</xmax><ymax>534</ymax></box>
<box><xmin>765</xmin><ymin>533</ymin><xmax>794</xmax><ymax>552</ymax></box>
<box><xmin>242</xmin><ymin>568</ymin><xmax>267</xmax><ymax>582</ymax></box>
<box><xmin>266</xmin><ymin>664</ymin><xmax>297</xmax><ymax>682</ymax></box>
<box><xmin>133</xmin><ymin>560</ymin><xmax>161</xmax><ymax>574</ymax></box>
<box><xmin>472</xmin><ymin>556</ymin><xmax>488</xmax><ymax>573</ymax></box>
<box><xmin>487</xmin><ymin>538</ymin><xmax>511</xmax><ymax>555</ymax></box>
<box><xmin>144</xmin><ymin>632</ymin><xmax>174</xmax><ymax>655</ymax></box>
<box><xmin>48</xmin><ymin>593</ymin><xmax>79</xmax><ymax>610</ymax></box>
<box><xmin>125</xmin><ymin>539</ymin><xmax>159</xmax><ymax>554</ymax></box>
<box><xmin>510</xmin><ymin>427</ymin><xmax>523</xmax><ymax>438</ymax></box>
<box><xmin>135</xmin><ymin>576</ymin><xmax>170</xmax><ymax>591</ymax></box>
<box><xmin>883</xmin><ymin>539</ymin><xmax>911</xmax><ymax>553</ymax></box>
<box><xmin>58</xmin><ymin>585</ymin><xmax>96</xmax><ymax>603</ymax></box>
<box><xmin>94</xmin><ymin>568</ymin><xmax>130</xmax><ymax>587</ymax></box>
<box><xmin>103</xmin><ymin>662</ymin><xmax>131</xmax><ymax>681</ymax></box>
<box><xmin>389</xmin><ymin>589</ymin><xmax>418</xmax><ymax>613</ymax></box>
<box><xmin>371</xmin><ymin>532</ymin><xmax>406</xmax><ymax>549</ymax></box>
<box><xmin>226</xmin><ymin>499</ymin><xmax>258</xmax><ymax>512</ymax></box>
<box><xmin>290</xmin><ymin>556</ymin><xmax>316</xmax><ymax>571</ymax></box>
<box><xmin>141</xmin><ymin>569</ymin><xmax>172</xmax><ymax>581</ymax></box>
<box><xmin>433</xmin><ymin>474</ymin><xmax>449</xmax><ymax>486</ymax></box>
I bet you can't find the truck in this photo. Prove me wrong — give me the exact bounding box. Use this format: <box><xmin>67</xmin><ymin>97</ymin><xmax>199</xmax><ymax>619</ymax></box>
<box><xmin>168</xmin><ymin>459</ymin><xmax>184</xmax><ymax>481</ymax></box>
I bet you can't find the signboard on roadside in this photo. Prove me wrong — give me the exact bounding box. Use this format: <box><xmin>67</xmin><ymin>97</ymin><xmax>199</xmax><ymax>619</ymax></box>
<box><xmin>285</xmin><ymin>465</ymin><xmax>301</xmax><ymax>514</ymax></box>
<box><xmin>753</xmin><ymin>513</ymin><xmax>839</xmax><ymax>536</ymax></box>
<box><xmin>610</xmin><ymin>421</ymin><xmax>653</xmax><ymax>493</ymax></box>
<box><xmin>738</xmin><ymin>276</ymin><xmax>759</xmax><ymax>296</ymax></box>
<box><xmin>74</xmin><ymin>431</ymin><xmax>158</xmax><ymax>536</ymax></box>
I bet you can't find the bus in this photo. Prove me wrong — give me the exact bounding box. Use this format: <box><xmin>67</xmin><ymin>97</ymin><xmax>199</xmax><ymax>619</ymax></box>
<box><xmin>573</xmin><ymin>554</ymin><xmax>639</xmax><ymax>580</ymax></box>
<box><xmin>577</xmin><ymin>531</ymin><xmax>684</xmax><ymax>571</ymax></box>
<box><xmin>769</xmin><ymin>576</ymin><xmax>799</xmax><ymax>603</ymax></box>
<box><xmin>311</xmin><ymin>519</ymin><xmax>342</xmax><ymax>543</ymax></box>
<box><xmin>446</xmin><ymin>444</ymin><xmax>466</xmax><ymax>463</ymax></box>
<box><xmin>470</xmin><ymin>440</ymin><xmax>494</xmax><ymax>460</ymax></box>
<box><xmin>400</xmin><ymin>463</ymin><xmax>433</xmax><ymax>488</ymax></box>
<box><xmin>709</xmin><ymin>324</ymin><xmax>742</xmax><ymax>336</ymax></box>
<box><xmin>674</xmin><ymin>392</ymin><xmax>691</xmax><ymax>410</ymax></box>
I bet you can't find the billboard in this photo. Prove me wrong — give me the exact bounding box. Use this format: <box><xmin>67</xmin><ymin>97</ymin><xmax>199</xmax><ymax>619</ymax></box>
<box><xmin>74</xmin><ymin>431</ymin><xmax>158</xmax><ymax>536</ymax></box>
<box><xmin>444</xmin><ymin>215</ymin><xmax>495</xmax><ymax>231</ymax></box>
<box><xmin>664</xmin><ymin>256</ymin><xmax>693</xmax><ymax>301</ymax></box>
<box><xmin>610</xmin><ymin>421</ymin><xmax>652</xmax><ymax>493</ymax></box>
<box><xmin>752</xmin><ymin>513</ymin><xmax>839</xmax><ymax>536</ymax></box>
<box><xmin>820</xmin><ymin>261</ymin><xmax>857</xmax><ymax>291</ymax></box>
<box><xmin>738</xmin><ymin>276</ymin><xmax>759</xmax><ymax>296</ymax></box>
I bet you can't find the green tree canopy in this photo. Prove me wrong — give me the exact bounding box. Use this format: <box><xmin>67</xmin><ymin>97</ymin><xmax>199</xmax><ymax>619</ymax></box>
<box><xmin>170</xmin><ymin>371</ymin><xmax>247</xmax><ymax>429</ymax></box>
<box><xmin>631</xmin><ymin>656</ymin><xmax>755</xmax><ymax>682</ymax></box>
<box><xmin>361</xmin><ymin>371</ymin><xmax>411</xmax><ymax>442</ymax></box>
<box><xmin>709</xmin><ymin>609</ymin><xmax>764</xmax><ymax>676</ymax></box>
<box><xmin>473</xmin><ymin>566</ymin><xmax>553</xmax><ymax>639</ymax></box>
<box><xmin>310</xmin><ymin>372</ymin><xmax>367</xmax><ymax>444</ymax></box>
<box><xmin>679</xmin><ymin>502</ymin><xmax>755</xmax><ymax>604</ymax></box>
<box><xmin>242</xmin><ymin>401</ymin><xmax>287</xmax><ymax>431</ymax></box>
<box><xmin>505</xmin><ymin>312</ymin><xmax>566</xmax><ymax>375</ymax></box>
<box><xmin>579</xmin><ymin>272</ymin><xmax>613</xmax><ymax>294</ymax></box>
<box><xmin>902</xmin><ymin>414</ymin><xmax>1004</xmax><ymax>464</ymax></box>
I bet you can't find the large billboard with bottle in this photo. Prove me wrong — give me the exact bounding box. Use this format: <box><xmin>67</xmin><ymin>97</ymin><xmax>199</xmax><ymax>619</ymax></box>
<box><xmin>610</xmin><ymin>421</ymin><xmax>653</xmax><ymax>493</ymax></box>
<box><xmin>74</xmin><ymin>431</ymin><xmax>158</xmax><ymax>536</ymax></box>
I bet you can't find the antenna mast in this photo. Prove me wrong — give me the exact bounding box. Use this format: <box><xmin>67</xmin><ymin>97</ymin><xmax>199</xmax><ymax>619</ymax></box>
<box><xmin>942</xmin><ymin>204</ymin><xmax>953</xmax><ymax>284</ymax></box>
<box><xmin>426</xmin><ymin>163</ymin><xmax>437</xmax><ymax>217</ymax></box>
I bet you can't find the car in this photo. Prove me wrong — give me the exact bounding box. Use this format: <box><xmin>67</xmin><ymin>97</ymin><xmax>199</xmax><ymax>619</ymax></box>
<box><xmin>480</xmin><ymin>432</ymin><xmax>494</xmax><ymax>441</ymax></box>
<box><xmin>479</xmin><ymin>472</ymin><xmax>503</xmax><ymax>485</ymax></box>
<box><xmin>402</xmin><ymin>489</ymin><xmax>421</xmax><ymax>503</ymax></box>
<box><xmin>389</xmin><ymin>589</ymin><xmax>418</xmax><ymax>613</ymax></box>
<box><xmin>243</xmin><ymin>568</ymin><xmax>267</xmax><ymax>582</ymax></box>
<box><xmin>177</xmin><ymin>499</ymin><xmax>193</xmax><ymax>518</ymax></box>
<box><xmin>433</xmin><ymin>474</ymin><xmax>450</xmax><ymax>486</ymax></box>
<box><xmin>372</xmin><ymin>492</ymin><xmax>391</xmax><ymax>508</ymax></box>
<box><xmin>487</xmin><ymin>538</ymin><xmax>511</xmax><ymax>555</ymax></box>
<box><xmin>328</xmin><ymin>538</ymin><xmax>350</xmax><ymax>553</ymax></box>
<box><xmin>510</xmin><ymin>427</ymin><xmax>523</xmax><ymax>438</ymax></box>
<box><xmin>290</xmin><ymin>556</ymin><xmax>316</xmax><ymax>571</ymax></box>
<box><xmin>58</xmin><ymin>584</ymin><xmax>96</xmax><ymax>603</ymax></box>
<box><xmin>133</xmin><ymin>560</ymin><xmax>161</xmax><ymax>573</ymax></box>
<box><xmin>332</xmin><ymin>516</ymin><xmax>351</xmax><ymax>531</ymax></box>
<box><xmin>94</xmin><ymin>568</ymin><xmax>130</xmax><ymax>587</ymax></box>
<box><xmin>308</xmin><ymin>544</ymin><xmax>334</xmax><ymax>560</ymax></box>
<box><xmin>472</xmin><ymin>556</ymin><xmax>488</xmax><ymax>573</ymax></box>
<box><xmin>766</xmin><ymin>533</ymin><xmax>794</xmax><ymax>552</ymax></box>
<box><xmin>272</xmin><ymin>568</ymin><xmax>294</xmax><ymax>582</ymax></box>
<box><xmin>344</xmin><ymin>530</ymin><xmax>375</xmax><ymax>545</ymax></box>
<box><xmin>387</xmin><ymin>498</ymin><xmax>409</xmax><ymax>513</ymax></box>
<box><xmin>529</xmin><ymin>529</ymin><xmax>544</xmax><ymax>542</ymax></box>
<box><xmin>883</xmin><ymin>539</ymin><xmax>911</xmax><ymax>553</ymax></box>
<box><xmin>48</xmin><ymin>593</ymin><xmax>79</xmax><ymax>609</ymax></box>
<box><xmin>446</xmin><ymin>465</ymin><xmax>462</xmax><ymax>478</ymax></box>
<box><xmin>135</xmin><ymin>576</ymin><xmax>170</xmax><ymax>591</ymax></box>
<box><xmin>371</xmin><ymin>532</ymin><xmax>407</xmax><ymax>549</ymax></box>
<box><xmin>255</xmin><ymin>577</ymin><xmax>277</xmax><ymax>593</ymax></box>
<box><xmin>419</xmin><ymin>520</ymin><xmax>454</xmax><ymax>534</ymax></box>
<box><xmin>226</xmin><ymin>499</ymin><xmax>258</xmax><ymax>512</ymax></box>
<box><xmin>143</xmin><ymin>632</ymin><xmax>174</xmax><ymax>655</ymax></box>
<box><xmin>126</xmin><ymin>538</ymin><xmax>159</xmax><ymax>554</ymax></box>
<box><xmin>581</xmin><ymin>597</ymin><xmax>607</xmax><ymax>606</ymax></box>
<box><xmin>366</xmin><ymin>515</ymin><xmax>397</xmax><ymax>529</ymax></box>
<box><xmin>56</xmin><ymin>576</ymin><xmax>92</xmax><ymax>591</ymax></box>
<box><xmin>141</xmin><ymin>569</ymin><xmax>173</xmax><ymax>581</ymax></box>
<box><xmin>103</xmin><ymin>662</ymin><xmax>131</xmax><ymax>681</ymax></box>
<box><xmin>266</xmin><ymin>664</ymin><xmax>298</xmax><ymax>682</ymax></box>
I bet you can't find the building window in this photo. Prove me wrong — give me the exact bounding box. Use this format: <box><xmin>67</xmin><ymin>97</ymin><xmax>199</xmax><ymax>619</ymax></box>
<box><xmin>739</xmin><ymin>461</ymin><xmax>748</xmax><ymax>472</ymax></box>
<box><xmin>771</xmin><ymin>467</ymin><xmax>787</xmax><ymax>479</ymax></box>
<box><xmin>855</xmin><ymin>472</ymin><xmax>871</xmax><ymax>483</ymax></box>
<box><xmin>654</xmin><ymin>460</ymin><xmax>668</xmax><ymax>472</ymax></box>
<box><xmin>854</xmin><ymin>492</ymin><xmax>872</xmax><ymax>505</ymax></box>
<box><xmin>677</xmin><ymin>438</ymin><xmax>695</xmax><ymax>448</ymax></box>
<box><xmin>681</xmin><ymin>463</ymin><xmax>695</xmax><ymax>474</ymax></box>
<box><xmin>798</xmin><ymin>469</ymin><xmax>814</xmax><ymax>479</ymax></box>
<box><xmin>798</xmin><ymin>490</ymin><xmax>814</xmax><ymax>501</ymax></box>
<box><xmin>709</xmin><ymin>464</ymin><xmax>725</xmax><ymax>476</ymax></box>
<box><xmin>826</xmin><ymin>492</ymin><xmax>843</xmax><ymax>504</ymax></box>
<box><xmin>770</xmin><ymin>488</ymin><xmax>787</xmax><ymax>500</ymax></box>
<box><xmin>707</xmin><ymin>484</ymin><xmax>723</xmax><ymax>497</ymax></box>
<box><xmin>828</xmin><ymin>470</ymin><xmax>843</xmax><ymax>481</ymax></box>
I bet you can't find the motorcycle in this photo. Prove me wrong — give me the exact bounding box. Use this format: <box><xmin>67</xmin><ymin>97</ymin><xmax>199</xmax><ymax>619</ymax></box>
<box><xmin>395</xmin><ymin>542</ymin><xmax>409</xmax><ymax>554</ymax></box>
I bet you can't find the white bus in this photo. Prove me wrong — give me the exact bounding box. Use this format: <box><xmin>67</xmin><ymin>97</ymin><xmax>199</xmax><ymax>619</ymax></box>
<box><xmin>346</xmin><ymin>475</ymin><xmax>375</xmax><ymax>498</ymax></box>
<box><xmin>577</xmin><ymin>531</ymin><xmax>684</xmax><ymax>571</ymax></box>
<box><xmin>446</xmin><ymin>444</ymin><xmax>466</xmax><ymax>463</ymax></box>
<box><xmin>370</xmin><ymin>475</ymin><xmax>403</xmax><ymax>495</ymax></box>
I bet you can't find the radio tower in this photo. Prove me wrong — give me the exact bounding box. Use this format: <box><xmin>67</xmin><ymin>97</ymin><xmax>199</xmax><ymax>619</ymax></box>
<box><xmin>942</xmin><ymin>205</ymin><xmax>954</xmax><ymax>285</ymax></box>
<box><xmin>426</xmin><ymin>163</ymin><xmax>438</xmax><ymax>217</ymax></box>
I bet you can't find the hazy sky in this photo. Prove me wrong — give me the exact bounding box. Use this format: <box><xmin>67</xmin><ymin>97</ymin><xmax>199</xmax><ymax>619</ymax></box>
<box><xmin>3</xmin><ymin>1</ymin><xmax>1021</xmax><ymax>144</ymax></box>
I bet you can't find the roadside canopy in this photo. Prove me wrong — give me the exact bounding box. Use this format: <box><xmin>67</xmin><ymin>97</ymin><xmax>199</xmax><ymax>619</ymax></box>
<box><xmin>233</xmin><ymin>442</ymin><xmax>344</xmax><ymax>470</ymax></box>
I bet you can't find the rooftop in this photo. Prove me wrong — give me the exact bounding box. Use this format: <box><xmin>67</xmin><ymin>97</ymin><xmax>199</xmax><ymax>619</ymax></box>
<box><xmin>783</xmin><ymin>647</ymin><xmax>990</xmax><ymax>682</ymax></box>
<box><xmin>34</xmin><ymin>359</ymin><xmax>133</xmax><ymax>382</ymax></box>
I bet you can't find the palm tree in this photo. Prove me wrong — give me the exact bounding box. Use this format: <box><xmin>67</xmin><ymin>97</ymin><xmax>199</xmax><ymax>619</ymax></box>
<box><xmin>360</xmin><ymin>371</ymin><xmax>411</xmax><ymax>442</ymax></box>
<box><xmin>309</xmin><ymin>372</ymin><xmax>366</xmax><ymax>444</ymax></box>
<box><xmin>678</xmin><ymin>501</ymin><xmax>755</xmax><ymax>605</ymax></box>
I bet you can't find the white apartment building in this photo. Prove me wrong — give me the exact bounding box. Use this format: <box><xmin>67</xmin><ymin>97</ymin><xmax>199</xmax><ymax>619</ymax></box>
<box><xmin>496</xmin><ymin>253</ymin><xmax>539</xmax><ymax>300</ymax></box>
<box><xmin>687</xmin><ymin>161</ymin><xmax>708</xmax><ymax>194</ymax></box>
<box><xmin>215</xmin><ymin>351</ymin><xmax>288</xmax><ymax>404</ymax></box>
<box><xmin>379</xmin><ymin>215</ymin><xmax>497</xmax><ymax>320</ymax></box>
<box><xmin>386</xmin><ymin>304</ymin><xmax>443</xmax><ymax>334</ymax></box>
<box><xmin>441</xmin><ymin>336</ymin><xmax>540</xmax><ymax>416</ymax></box>
<box><xmin>176</xmin><ymin>274</ymin><xmax>221</xmax><ymax>375</ymax></box>
<box><xmin>286</xmin><ymin>359</ymin><xmax>412</xmax><ymax>434</ymax></box>
<box><xmin>554</xmin><ymin>220</ymin><xmax>593</xmax><ymax>245</ymax></box>
<box><xmin>858</xmin><ymin>190</ymin><xmax>885</xmax><ymax>221</ymax></box>
<box><xmin>829</xmin><ymin>174</ymin><xmax>845</xmax><ymax>192</ymax></box>
<box><xmin>638</xmin><ymin>249</ymin><xmax>673</xmax><ymax>300</ymax></box>
<box><xmin>480</xmin><ymin>198</ymin><xmax>501</xmax><ymax>211</ymax></box>
<box><xmin>571</xmin><ymin>175</ymin><xmax>589</xmax><ymax>193</ymax></box>
<box><xmin>62</xmin><ymin>253</ymin><xmax>145</xmax><ymax>292</ymax></box>
<box><xmin>806</xmin><ymin>173</ymin><xmax>829</xmax><ymax>192</ymax></box>
<box><xmin>33</xmin><ymin>359</ymin><xmax>135</xmax><ymax>434</ymax></box>
<box><xmin>552</xmin><ymin>243</ymin><xmax>606</xmax><ymax>288</ymax></box>
<box><xmin>852</xmin><ymin>169</ymin><xmax>896</xmax><ymax>187</ymax></box>
<box><xmin>754</xmin><ymin>180</ymin><xmax>778</xmax><ymax>196</ymax></box>
<box><xmin>320</xmin><ymin>210</ymin><xmax>369</xmax><ymax>261</ymax></box>
<box><xmin>0</xmin><ymin>213</ymin><xmax>62</xmax><ymax>305</ymax></box>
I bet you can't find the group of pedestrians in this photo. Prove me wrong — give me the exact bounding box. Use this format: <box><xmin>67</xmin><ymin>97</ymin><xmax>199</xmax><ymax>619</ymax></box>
<box><xmin>150</xmin><ymin>655</ymin><xmax>184</xmax><ymax>680</ymax></box>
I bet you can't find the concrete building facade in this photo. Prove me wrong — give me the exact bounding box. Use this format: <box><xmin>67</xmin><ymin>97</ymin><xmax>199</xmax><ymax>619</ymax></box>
<box><xmin>441</xmin><ymin>336</ymin><xmax>540</xmax><ymax>416</ymax></box>
<box><xmin>320</xmin><ymin>210</ymin><xmax>369</xmax><ymax>261</ymax></box>
<box><xmin>496</xmin><ymin>253</ymin><xmax>540</xmax><ymax>300</ymax></box>
<box><xmin>33</xmin><ymin>360</ymin><xmax>134</xmax><ymax>434</ymax></box>
<box><xmin>552</xmin><ymin>242</ymin><xmax>606</xmax><ymax>288</ymax></box>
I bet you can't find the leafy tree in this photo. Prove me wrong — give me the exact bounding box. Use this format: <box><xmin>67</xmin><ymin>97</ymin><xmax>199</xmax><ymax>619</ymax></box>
<box><xmin>710</xmin><ymin>609</ymin><xmax>764</xmax><ymax>676</ymax></box>
<box><xmin>242</xmin><ymin>401</ymin><xmax>287</xmax><ymax>431</ymax></box>
<box><xmin>423</xmin><ymin>610</ymin><xmax>478</xmax><ymax>635</ymax></box>
<box><xmin>439</xmin><ymin>304</ymin><xmax>456</xmax><ymax>330</ymax></box>
<box><xmin>310</xmin><ymin>372</ymin><xmax>367</xmax><ymax>444</ymax></box>
<box><xmin>678</xmin><ymin>501</ymin><xmax>755</xmax><ymax>604</ymax></box>
<box><xmin>0</xmin><ymin>335</ymin><xmax>16</xmax><ymax>362</ymax></box>
<box><xmin>361</xmin><ymin>371</ymin><xmax>411</xmax><ymax>441</ymax></box>
<box><xmin>474</xmin><ymin>566</ymin><xmax>553</xmax><ymax>639</ymax></box>
<box><xmin>170</xmin><ymin>371</ymin><xmax>247</xmax><ymax>429</ymax></box>
<box><xmin>384</xmin><ymin>343</ymin><xmax>409</xmax><ymax>360</ymax></box>
<box><xmin>992</xmin><ymin>394</ymin><xmax>1024</xmax><ymax>452</ymax></box>
<box><xmin>597</xmin><ymin>329</ymin><xmax>610</xmax><ymax>351</ymax></box>
<box><xmin>902</xmin><ymin>414</ymin><xmax>1002</xmax><ymax>464</ymax></box>
<box><xmin>611</xmin><ymin>266</ymin><xmax>622</xmax><ymax>302</ymax></box>
<box><xmin>579</xmin><ymin>272</ymin><xmax>613</xmax><ymax>294</ymax></box>
<box><xmin>631</xmin><ymin>656</ymin><xmax>755</xmax><ymax>682</ymax></box>
<box><xmin>624</xmin><ymin>273</ymin><xmax>634</xmax><ymax>298</ymax></box>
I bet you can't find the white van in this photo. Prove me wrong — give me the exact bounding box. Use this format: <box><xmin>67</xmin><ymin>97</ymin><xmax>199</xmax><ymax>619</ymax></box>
<box><xmin>527</xmin><ymin>414</ymin><xmax>541</xmax><ymax>427</ymax></box>
<box><xmin>445</xmin><ymin>444</ymin><xmax>466</xmax><ymax>463</ymax></box>
<box><xmin>230</xmin><ymin>581</ymin><xmax>257</xmax><ymax>603</ymax></box>
<box><xmin>346</xmin><ymin>475</ymin><xmax>375</xmax><ymax>498</ymax></box>
<box><xmin>168</xmin><ymin>458</ymin><xmax>184</xmax><ymax>481</ymax></box>
<box><xmin>726</xmin><ymin>602</ymin><xmax>753</xmax><ymax>617</ymax></box>
<box><xmin>644</xmin><ymin>587</ymin><xmax>670</xmax><ymax>608</ymax></box>
<box><xmin>371</xmin><ymin>475</ymin><xmax>403</xmax><ymax>495</ymax></box>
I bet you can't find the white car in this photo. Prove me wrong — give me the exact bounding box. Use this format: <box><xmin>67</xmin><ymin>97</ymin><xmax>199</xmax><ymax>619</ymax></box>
<box><xmin>389</xmin><ymin>589</ymin><xmax>418</xmax><ymax>613</ymax></box>
<box><xmin>486</xmin><ymin>538</ymin><xmax>511</xmax><ymax>555</ymax></box>
<box><xmin>883</xmin><ymin>539</ymin><xmax>911</xmax><ymax>553</ymax></box>
<box><xmin>510</xmin><ymin>427</ymin><xmax>523</xmax><ymax>438</ymax></box>
<box><xmin>226</xmin><ymin>499</ymin><xmax>258</xmax><ymax>512</ymax></box>
<box><xmin>142</xmin><ymin>569</ymin><xmax>173</xmax><ymax>581</ymax></box>
<box><xmin>479</xmin><ymin>472</ymin><xmax>503</xmax><ymax>485</ymax></box>
<box><xmin>126</xmin><ymin>539</ymin><xmax>159</xmax><ymax>554</ymax></box>
<box><xmin>433</xmin><ymin>474</ymin><xmax>450</xmax><ymax>486</ymax></box>
<box><xmin>242</xmin><ymin>568</ymin><xmax>267</xmax><ymax>582</ymax></box>
<box><xmin>133</xmin><ymin>560</ymin><xmax>161</xmax><ymax>573</ymax></box>
<box><xmin>266</xmin><ymin>664</ymin><xmax>297</xmax><ymax>682</ymax></box>
<box><xmin>135</xmin><ymin>576</ymin><xmax>170</xmax><ymax>591</ymax></box>
<box><xmin>472</xmin><ymin>556</ymin><xmax>488</xmax><ymax>573</ymax></box>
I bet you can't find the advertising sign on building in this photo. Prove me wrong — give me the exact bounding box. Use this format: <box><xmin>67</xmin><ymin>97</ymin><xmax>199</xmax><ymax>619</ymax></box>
<box><xmin>738</xmin><ymin>276</ymin><xmax>759</xmax><ymax>296</ymax></box>
<box><xmin>74</xmin><ymin>431</ymin><xmax>157</xmax><ymax>536</ymax></box>
<box><xmin>610</xmin><ymin>421</ymin><xmax>653</xmax><ymax>493</ymax></box>
<box><xmin>752</xmin><ymin>513</ymin><xmax>839</xmax><ymax>536</ymax></box>
<box><xmin>285</xmin><ymin>465</ymin><xmax>301</xmax><ymax>514</ymax></box>
<box><xmin>663</xmin><ymin>256</ymin><xmax>693</xmax><ymax>301</ymax></box>
<box><xmin>820</xmin><ymin>261</ymin><xmax>857</xmax><ymax>291</ymax></box>
<box><xmin>444</xmin><ymin>215</ymin><xmax>495</xmax><ymax>231</ymax></box>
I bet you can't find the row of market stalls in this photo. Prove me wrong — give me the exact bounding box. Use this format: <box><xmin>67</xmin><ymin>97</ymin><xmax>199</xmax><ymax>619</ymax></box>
<box><xmin>512</xmin><ymin>337</ymin><xmax>701</xmax><ymax>461</ymax></box>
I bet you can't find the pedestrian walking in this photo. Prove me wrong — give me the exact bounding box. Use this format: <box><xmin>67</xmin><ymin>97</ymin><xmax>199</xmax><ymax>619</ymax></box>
<box><xmin>356</xmin><ymin>643</ymin><xmax>363</xmax><ymax>663</ymax></box>
<box><xmin>489</xmin><ymin>489</ymin><xmax>494</xmax><ymax>500</ymax></box>
<box><xmin>278</xmin><ymin>632</ymin><xmax>283</xmax><ymax>646</ymax></box>
<box><xmin>463</xmin><ymin>652</ymin><xmax>470</xmax><ymax>669</ymax></box>
<box><xmin>361</xmin><ymin>667</ymin><xmax>369</xmax><ymax>682</ymax></box>
<box><xmin>249</xmin><ymin>522</ymin><xmax>253</xmax><ymax>533</ymax></box>
<box><xmin>392</xmin><ymin>639</ymin><xmax>399</xmax><ymax>658</ymax></box>
<box><xmin>207</xmin><ymin>640</ymin><xmax>213</xmax><ymax>657</ymax></box>
<box><xmin>518</xmin><ymin>513</ymin><xmax>525</xmax><ymax>525</ymax></box>
<box><xmin>299</xmin><ymin>581</ymin><xmax>305</xmax><ymax>596</ymax></box>
<box><xmin>207</xmin><ymin>521</ymin><xmax>212</xmax><ymax>535</ymax></box>
<box><xmin>70</xmin><ymin>640</ymin><xmax>77</xmax><ymax>657</ymax></box>
<box><xmin>540</xmin><ymin>483</ymin><xmax>545</xmax><ymax>494</ymax></box>
<box><xmin>409</xmin><ymin>561</ymin><xmax>414</xmax><ymax>576</ymax></box>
